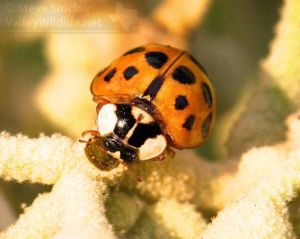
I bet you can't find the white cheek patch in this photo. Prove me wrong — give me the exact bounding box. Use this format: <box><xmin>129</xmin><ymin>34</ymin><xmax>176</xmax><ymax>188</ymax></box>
<box><xmin>97</xmin><ymin>104</ymin><xmax>118</xmax><ymax>136</ymax></box>
<box><xmin>139</xmin><ymin>134</ymin><xmax>167</xmax><ymax>160</ymax></box>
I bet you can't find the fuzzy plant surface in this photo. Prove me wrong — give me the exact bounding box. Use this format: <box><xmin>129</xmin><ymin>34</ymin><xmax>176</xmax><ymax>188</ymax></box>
<box><xmin>1</xmin><ymin>0</ymin><xmax>300</xmax><ymax>238</ymax></box>
<box><xmin>1</xmin><ymin>112</ymin><xmax>300</xmax><ymax>239</ymax></box>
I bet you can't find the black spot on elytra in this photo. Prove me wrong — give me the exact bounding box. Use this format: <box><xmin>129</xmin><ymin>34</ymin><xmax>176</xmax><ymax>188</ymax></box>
<box><xmin>123</xmin><ymin>46</ymin><xmax>145</xmax><ymax>55</ymax></box>
<box><xmin>202</xmin><ymin>82</ymin><xmax>213</xmax><ymax>107</ymax></box>
<box><xmin>95</xmin><ymin>66</ymin><xmax>108</xmax><ymax>78</ymax></box>
<box><xmin>123</xmin><ymin>66</ymin><xmax>138</xmax><ymax>80</ymax></box>
<box><xmin>104</xmin><ymin>68</ymin><xmax>117</xmax><ymax>82</ymax></box>
<box><xmin>182</xmin><ymin>114</ymin><xmax>196</xmax><ymax>130</ymax></box>
<box><xmin>175</xmin><ymin>95</ymin><xmax>188</xmax><ymax>110</ymax></box>
<box><xmin>172</xmin><ymin>66</ymin><xmax>195</xmax><ymax>84</ymax></box>
<box><xmin>202</xmin><ymin>113</ymin><xmax>213</xmax><ymax>139</ymax></box>
<box><xmin>143</xmin><ymin>75</ymin><xmax>164</xmax><ymax>100</ymax></box>
<box><xmin>188</xmin><ymin>54</ymin><xmax>208</xmax><ymax>75</ymax></box>
<box><xmin>128</xmin><ymin>122</ymin><xmax>162</xmax><ymax>148</ymax></box>
<box><xmin>103</xmin><ymin>135</ymin><xmax>137</xmax><ymax>164</ymax></box>
<box><xmin>113</xmin><ymin>104</ymin><xmax>136</xmax><ymax>139</ymax></box>
<box><xmin>145</xmin><ymin>51</ymin><xmax>168</xmax><ymax>69</ymax></box>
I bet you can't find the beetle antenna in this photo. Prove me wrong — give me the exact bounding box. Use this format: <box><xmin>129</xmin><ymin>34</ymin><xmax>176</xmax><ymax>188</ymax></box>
<box><xmin>78</xmin><ymin>139</ymin><xmax>88</xmax><ymax>143</ymax></box>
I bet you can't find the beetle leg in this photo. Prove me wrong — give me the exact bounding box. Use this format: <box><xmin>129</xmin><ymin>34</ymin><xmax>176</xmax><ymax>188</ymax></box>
<box><xmin>151</xmin><ymin>147</ymin><xmax>175</xmax><ymax>162</ymax></box>
<box><xmin>79</xmin><ymin>130</ymin><xmax>100</xmax><ymax>144</ymax></box>
<box><xmin>121</xmin><ymin>162</ymin><xmax>142</xmax><ymax>182</ymax></box>
<box><xmin>166</xmin><ymin>147</ymin><xmax>175</xmax><ymax>158</ymax></box>
<box><xmin>81</xmin><ymin>130</ymin><xmax>99</xmax><ymax>138</ymax></box>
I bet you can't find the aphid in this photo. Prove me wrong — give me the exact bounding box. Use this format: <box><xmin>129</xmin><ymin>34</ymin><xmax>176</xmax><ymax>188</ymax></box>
<box><xmin>82</xmin><ymin>44</ymin><xmax>216</xmax><ymax>170</ymax></box>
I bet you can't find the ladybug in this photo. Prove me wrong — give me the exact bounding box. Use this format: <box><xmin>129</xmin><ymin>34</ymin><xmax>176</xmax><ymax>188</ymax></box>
<box><xmin>82</xmin><ymin>44</ymin><xmax>215</xmax><ymax>171</ymax></box>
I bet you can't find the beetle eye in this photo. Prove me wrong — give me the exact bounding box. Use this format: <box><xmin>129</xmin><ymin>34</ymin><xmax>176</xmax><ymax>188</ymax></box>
<box><xmin>97</xmin><ymin>104</ymin><xmax>118</xmax><ymax>136</ymax></box>
<box><xmin>138</xmin><ymin>134</ymin><xmax>167</xmax><ymax>160</ymax></box>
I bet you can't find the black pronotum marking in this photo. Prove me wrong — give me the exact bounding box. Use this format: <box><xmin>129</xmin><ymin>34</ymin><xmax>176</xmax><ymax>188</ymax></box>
<box><xmin>104</xmin><ymin>68</ymin><xmax>117</xmax><ymax>82</ymax></box>
<box><xmin>201</xmin><ymin>82</ymin><xmax>213</xmax><ymax>107</ymax></box>
<box><xmin>175</xmin><ymin>95</ymin><xmax>188</xmax><ymax>110</ymax></box>
<box><xmin>188</xmin><ymin>54</ymin><xmax>208</xmax><ymax>75</ymax></box>
<box><xmin>131</xmin><ymin>97</ymin><xmax>155</xmax><ymax>115</ymax></box>
<box><xmin>182</xmin><ymin>114</ymin><xmax>196</xmax><ymax>130</ymax></box>
<box><xmin>123</xmin><ymin>66</ymin><xmax>139</xmax><ymax>80</ymax></box>
<box><xmin>113</xmin><ymin>104</ymin><xmax>136</xmax><ymax>139</ymax></box>
<box><xmin>145</xmin><ymin>51</ymin><xmax>168</xmax><ymax>69</ymax></box>
<box><xmin>172</xmin><ymin>65</ymin><xmax>196</xmax><ymax>85</ymax></box>
<box><xmin>143</xmin><ymin>75</ymin><xmax>164</xmax><ymax>100</ymax></box>
<box><xmin>103</xmin><ymin>135</ymin><xmax>137</xmax><ymax>164</ymax></box>
<box><xmin>128</xmin><ymin>122</ymin><xmax>162</xmax><ymax>148</ymax></box>
<box><xmin>201</xmin><ymin>113</ymin><xmax>213</xmax><ymax>139</ymax></box>
<box><xmin>123</xmin><ymin>46</ymin><xmax>145</xmax><ymax>55</ymax></box>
